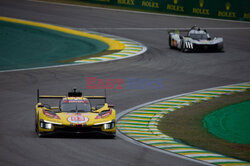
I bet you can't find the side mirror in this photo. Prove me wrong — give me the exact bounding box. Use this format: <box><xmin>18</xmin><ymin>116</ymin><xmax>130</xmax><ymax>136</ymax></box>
<box><xmin>91</xmin><ymin>107</ymin><xmax>95</xmax><ymax>111</ymax></box>
<box><xmin>95</xmin><ymin>104</ymin><xmax>104</xmax><ymax>110</ymax></box>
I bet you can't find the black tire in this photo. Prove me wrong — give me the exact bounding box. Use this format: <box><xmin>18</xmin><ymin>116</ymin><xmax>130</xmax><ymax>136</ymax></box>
<box><xmin>105</xmin><ymin>132</ymin><xmax>116</xmax><ymax>138</ymax></box>
<box><xmin>37</xmin><ymin>131</ymin><xmax>44</xmax><ymax>137</ymax></box>
<box><xmin>218</xmin><ymin>43</ymin><xmax>224</xmax><ymax>52</ymax></box>
<box><xmin>35</xmin><ymin>123</ymin><xmax>38</xmax><ymax>133</ymax></box>
<box><xmin>181</xmin><ymin>40</ymin><xmax>185</xmax><ymax>52</ymax></box>
<box><xmin>169</xmin><ymin>35</ymin><xmax>174</xmax><ymax>49</ymax></box>
<box><xmin>35</xmin><ymin>111</ymin><xmax>38</xmax><ymax>133</ymax></box>
<box><xmin>35</xmin><ymin>113</ymin><xmax>44</xmax><ymax>137</ymax></box>
<box><xmin>36</xmin><ymin>122</ymin><xmax>44</xmax><ymax>137</ymax></box>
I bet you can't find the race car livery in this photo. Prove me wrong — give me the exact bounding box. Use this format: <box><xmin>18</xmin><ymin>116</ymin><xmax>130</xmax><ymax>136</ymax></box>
<box><xmin>35</xmin><ymin>89</ymin><xmax>116</xmax><ymax>137</ymax></box>
<box><xmin>169</xmin><ymin>26</ymin><xmax>224</xmax><ymax>52</ymax></box>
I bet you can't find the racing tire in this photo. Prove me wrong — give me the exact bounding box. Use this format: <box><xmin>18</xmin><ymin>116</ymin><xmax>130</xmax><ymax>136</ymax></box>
<box><xmin>181</xmin><ymin>40</ymin><xmax>187</xmax><ymax>52</ymax></box>
<box><xmin>35</xmin><ymin>117</ymin><xmax>45</xmax><ymax>137</ymax></box>
<box><xmin>169</xmin><ymin>36</ymin><xmax>174</xmax><ymax>49</ymax></box>
<box><xmin>35</xmin><ymin>117</ymin><xmax>38</xmax><ymax>133</ymax></box>
<box><xmin>36</xmin><ymin>126</ymin><xmax>45</xmax><ymax>137</ymax></box>
<box><xmin>35</xmin><ymin>123</ymin><xmax>38</xmax><ymax>133</ymax></box>
<box><xmin>218</xmin><ymin>44</ymin><xmax>224</xmax><ymax>52</ymax></box>
<box><xmin>105</xmin><ymin>132</ymin><xmax>116</xmax><ymax>139</ymax></box>
<box><xmin>37</xmin><ymin>131</ymin><xmax>44</xmax><ymax>137</ymax></box>
<box><xmin>37</xmin><ymin>129</ymin><xmax>48</xmax><ymax>138</ymax></box>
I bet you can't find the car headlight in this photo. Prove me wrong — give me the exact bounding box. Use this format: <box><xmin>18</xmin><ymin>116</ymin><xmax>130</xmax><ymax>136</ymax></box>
<box><xmin>104</xmin><ymin>123</ymin><xmax>111</xmax><ymax>129</ymax></box>
<box><xmin>40</xmin><ymin>120</ymin><xmax>53</xmax><ymax>129</ymax></box>
<box><xmin>40</xmin><ymin>119</ymin><xmax>61</xmax><ymax>129</ymax></box>
<box><xmin>45</xmin><ymin>123</ymin><xmax>52</xmax><ymax>129</ymax></box>
<box><xmin>104</xmin><ymin>122</ymin><xmax>115</xmax><ymax>129</ymax></box>
<box><xmin>94</xmin><ymin>120</ymin><xmax>115</xmax><ymax>129</ymax></box>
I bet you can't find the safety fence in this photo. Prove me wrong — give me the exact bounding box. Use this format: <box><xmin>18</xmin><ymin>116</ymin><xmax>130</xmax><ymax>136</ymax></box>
<box><xmin>83</xmin><ymin>0</ymin><xmax>250</xmax><ymax>21</ymax></box>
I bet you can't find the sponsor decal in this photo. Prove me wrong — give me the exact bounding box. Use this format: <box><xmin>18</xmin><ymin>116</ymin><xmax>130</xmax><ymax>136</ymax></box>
<box><xmin>244</xmin><ymin>13</ymin><xmax>250</xmax><ymax>19</ymax></box>
<box><xmin>67</xmin><ymin>115</ymin><xmax>89</xmax><ymax>124</ymax></box>
<box><xmin>218</xmin><ymin>11</ymin><xmax>236</xmax><ymax>18</ymax></box>
<box><xmin>226</xmin><ymin>2</ymin><xmax>230</xmax><ymax>11</ymax></box>
<box><xmin>63</xmin><ymin>99</ymin><xmax>89</xmax><ymax>103</ymax></box>
<box><xmin>166</xmin><ymin>0</ymin><xmax>184</xmax><ymax>12</ymax></box>
<box><xmin>199</xmin><ymin>0</ymin><xmax>204</xmax><ymax>8</ymax></box>
<box><xmin>173</xmin><ymin>40</ymin><xmax>177</xmax><ymax>47</ymax></box>
<box><xmin>95</xmin><ymin>110</ymin><xmax>112</xmax><ymax>119</ymax></box>
<box><xmin>117</xmin><ymin>0</ymin><xmax>134</xmax><ymax>6</ymax></box>
<box><xmin>43</xmin><ymin>109</ymin><xmax>60</xmax><ymax>119</ymax></box>
<box><xmin>192</xmin><ymin>0</ymin><xmax>209</xmax><ymax>15</ymax></box>
<box><xmin>142</xmin><ymin>0</ymin><xmax>159</xmax><ymax>8</ymax></box>
<box><xmin>96</xmin><ymin>0</ymin><xmax>110</xmax><ymax>2</ymax></box>
<box><xmin>193</xmin><ymin>8</ymin><xmax>209</xmax><ymax>15</ymax></box>
<box><xmin>218</xmin><ymin>2</ymin><xmax>236</xmax><ymax>18</ymax></box>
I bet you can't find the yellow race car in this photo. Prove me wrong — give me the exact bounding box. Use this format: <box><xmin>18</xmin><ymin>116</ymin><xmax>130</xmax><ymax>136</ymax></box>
<box><xmin>35</xmin><ymin>88</ymin><xmax>116</xmax><ymax>138</ymax></box>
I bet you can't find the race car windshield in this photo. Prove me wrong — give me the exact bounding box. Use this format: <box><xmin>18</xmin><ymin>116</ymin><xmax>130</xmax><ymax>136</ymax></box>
<box><xmin>60</xmin><ymin>102</ymin><xmax>91</xmax><ymax>112</ymax></box>
<box><xmin>189</xmin><ymin>34</ymin><xmax>208</xmax><ymax>40</ymax></box>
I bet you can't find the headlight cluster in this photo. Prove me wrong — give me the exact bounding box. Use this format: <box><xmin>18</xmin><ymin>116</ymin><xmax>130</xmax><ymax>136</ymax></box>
<box><xmin>40</xmin><ymin>120</ymin><xmax>52</xmax><ymax>129</ymax></box>
<box><xmin>95</xmin><ymin>120</ymin><xmax>115</xmax><ymax>129</ymax></box>
<box><xmin>104</xmin><ymin>122</ymin><xmax>115</xmax><ymax>129</ymax></box>
<box><xmin>39</xmin><ymin>120</ymin><xmax>61</xmax><ymax>129</ymax></box>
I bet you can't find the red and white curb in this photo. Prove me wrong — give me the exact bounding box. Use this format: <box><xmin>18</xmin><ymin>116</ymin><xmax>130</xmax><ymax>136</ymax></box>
<box><xmin>117</xmin><ymin>82</ymin><xmax>250</xmax><ymax>166</ymax></box>
<box><xmin>74</xmin><ymin>30</ymin><xmax>147</xmax><ymax>64</ymax></box>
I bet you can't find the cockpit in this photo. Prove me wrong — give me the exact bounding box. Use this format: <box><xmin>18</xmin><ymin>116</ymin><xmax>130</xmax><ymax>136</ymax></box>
<box><xmin>60</xmin><ymin>98</ymin><xmax>91</xmax><ymax>112</ymax></box>
<box><xmin>188</xmin><ymin>29</ymin><xmax>211</xmax><ymax>40</ymax></box>
<box><xmin>189</xmin><ymin>33</ymin><xmax>209</xmax><ymax>40</ymax></box>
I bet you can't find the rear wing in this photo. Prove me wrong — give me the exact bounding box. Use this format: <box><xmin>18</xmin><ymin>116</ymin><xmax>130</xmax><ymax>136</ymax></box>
<box><xmin>37</xmin><ymin>89</ymin><xmax>107</xmax><ymax>103</ymax></box>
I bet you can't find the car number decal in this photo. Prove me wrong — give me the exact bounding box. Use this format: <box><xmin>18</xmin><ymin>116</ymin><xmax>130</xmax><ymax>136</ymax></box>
<box><xmin>67</xmin><ymin>115</ymin><xmax>89</xmax><ymax>124</ymax></box>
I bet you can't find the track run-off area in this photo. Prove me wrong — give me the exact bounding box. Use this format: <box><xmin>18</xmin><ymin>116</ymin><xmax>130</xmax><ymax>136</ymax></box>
<box><xmin>204</xmin><ymin>100</ymin><xmax>250</xmax><ymax>145</ymax></box>
<box><xmin>0</xmin><ymin>16</ymin><xmax>146</xmax><ymax>71</ymax></box>
<box><xmin>0</xmin><ymin>0</ymin><xmax>250</xmax><ymax>166</ymax></box>
<box><xmin>117</xmin><ymin>83</ymin><xmax>250</xmax><ymax>166</ymax></box>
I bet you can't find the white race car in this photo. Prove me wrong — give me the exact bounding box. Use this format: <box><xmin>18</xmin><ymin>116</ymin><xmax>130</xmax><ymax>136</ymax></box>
<box><xmin>169</xmin><ymin>26</ymin><xmax>224</xmax><ymax>52</ymax></box>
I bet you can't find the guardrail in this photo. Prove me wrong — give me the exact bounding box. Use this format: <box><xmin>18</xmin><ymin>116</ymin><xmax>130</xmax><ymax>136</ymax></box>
<box><xmin>84</xmin><ymin>0</ymin><xmax>250</xmax><ymax>21</ymax></box>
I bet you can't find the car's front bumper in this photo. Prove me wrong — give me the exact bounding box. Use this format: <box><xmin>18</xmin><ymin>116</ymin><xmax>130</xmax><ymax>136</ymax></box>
<box><xmin>38</xmin><ymin>119</ymin><xmax>116</xmax><ymax>135</ymax></box>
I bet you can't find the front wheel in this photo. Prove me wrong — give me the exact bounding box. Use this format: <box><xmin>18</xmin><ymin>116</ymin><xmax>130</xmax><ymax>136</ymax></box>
<box><xmin>105</xmin><ymin>132</ymin><xmax>116</xmax><ymax>138</ymax></box>
<box><xmin>37</xmin><ymin>131</ymin><xmax>44</xmax><ymax>137</ymax></box>
<box><xmin>169</xmin><ymin>36</ymin><xmax>174</xmax><ymax>49</ymax></box>
<box><xmin>181</xmin><ymin>40</ymin><xmax>187</xmax><ymax>52</ymax></box>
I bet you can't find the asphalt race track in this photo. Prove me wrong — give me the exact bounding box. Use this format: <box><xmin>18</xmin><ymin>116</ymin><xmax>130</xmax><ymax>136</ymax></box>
<box><xmin>0</xmin><ymin>0</ymin><xmax>250</xmax><ymax>165</ymax></box>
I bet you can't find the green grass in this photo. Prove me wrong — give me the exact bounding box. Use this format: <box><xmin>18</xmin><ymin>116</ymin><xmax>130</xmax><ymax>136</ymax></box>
<box><xmin>158</xmin><ymin>90</ymin><xmax>250</xmax><ymax>162</ymax></box>
<box><xmin>0</xmin><ymin>20</ymin><xmax>109</xmax><ymax>70</ymax></box>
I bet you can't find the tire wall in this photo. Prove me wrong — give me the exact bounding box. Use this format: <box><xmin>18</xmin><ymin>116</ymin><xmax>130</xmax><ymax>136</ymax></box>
<box><xmin>83</xmin><ymin>0</ymin><xmax>250</xmax><ymax>21</ymax></box>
